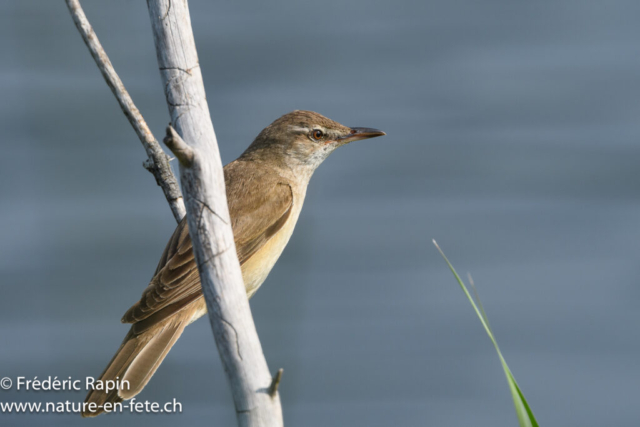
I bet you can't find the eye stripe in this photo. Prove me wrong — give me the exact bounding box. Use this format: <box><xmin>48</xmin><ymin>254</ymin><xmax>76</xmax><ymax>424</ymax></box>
<box><xmin>289</xmin><ymin>126</ymin><xmax>310</xmax><ymax>133</ymax></box>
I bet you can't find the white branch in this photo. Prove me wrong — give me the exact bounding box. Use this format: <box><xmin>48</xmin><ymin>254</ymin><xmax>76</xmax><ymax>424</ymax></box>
<box><xmin>148</xmin><ymin>1</ymin><xmax>284</xmax><ymax>426</ymax></box>
<box><xmin>65</xmin><ymin>0</ymin><xmax>186</xmax><ymax>223</ymax></box>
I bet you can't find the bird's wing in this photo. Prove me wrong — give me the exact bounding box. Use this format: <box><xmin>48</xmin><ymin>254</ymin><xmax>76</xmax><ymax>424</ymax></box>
<box><xmin>122</xmin><ymin>162</ymin><xmax>293</xmax><ymax>333</ymax></box>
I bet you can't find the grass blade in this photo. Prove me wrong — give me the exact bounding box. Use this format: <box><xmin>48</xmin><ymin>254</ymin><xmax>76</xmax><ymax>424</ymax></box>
<box><xmin>433</xmin><ymin>240</ymin><xmax>539</xmax><ymax>427</ymax></box>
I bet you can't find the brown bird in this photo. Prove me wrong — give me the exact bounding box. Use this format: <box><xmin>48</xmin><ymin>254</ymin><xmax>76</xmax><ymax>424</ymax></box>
<box><xmin>82</xmin><ymin>110</ymin><xmax>385</xmax><ymax>416</ymax></box>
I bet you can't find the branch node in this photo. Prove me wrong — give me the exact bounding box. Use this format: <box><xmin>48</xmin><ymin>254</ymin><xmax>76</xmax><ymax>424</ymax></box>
<box><xmin>143</xmin><ymin>158</ymin><xmax>154</xmax><ymax>171</ymax></box>
<box><xmin>268</xmin><ymin>369</ymin><xmax>283</xmax><ymax>398</ymax></box>
<box><xmin>164</xmin><ymin>125</ymin><xmax>195</xmax><ymax>167</ymax></box>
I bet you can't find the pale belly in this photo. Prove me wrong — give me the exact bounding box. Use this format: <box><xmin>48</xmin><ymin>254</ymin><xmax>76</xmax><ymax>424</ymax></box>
<box><xmin>188</xmin><ymin>196</ymin><xmax>304</xmax><ymax>323</ymax></box>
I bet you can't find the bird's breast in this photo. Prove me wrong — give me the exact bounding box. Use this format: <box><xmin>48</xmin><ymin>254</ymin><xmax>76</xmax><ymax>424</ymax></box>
<box><xmin>188</xmin><ymin>185</ymin><xmax>306</xmax><ymax>325</ymax></box>
<box><xmin>241</xmin><ymin>196</ymin><xmax>304</xmax><ymax>298</ymax></box>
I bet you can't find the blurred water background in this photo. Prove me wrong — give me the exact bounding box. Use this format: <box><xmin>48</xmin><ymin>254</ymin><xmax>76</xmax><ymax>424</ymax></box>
<box><xmin>2</xmin><ymin>0</ymin><xmax>640</xmax><ymax>425</ymax></box>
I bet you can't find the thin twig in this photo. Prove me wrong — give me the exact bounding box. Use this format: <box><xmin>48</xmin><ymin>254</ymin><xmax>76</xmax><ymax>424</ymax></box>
<box><xmin>65</xmin><ymin>0</ymin><xmax>186</xmax><ymax>223</ymax></box>
<box><xmin>164</xmin><ymin>125</ymin><xmax>195</xmax><ymax>167</ymax></box>
<box><xmin>268</xmin><ymin>369</ymin><xmax>284</xmax><ymax>398</ymax></box>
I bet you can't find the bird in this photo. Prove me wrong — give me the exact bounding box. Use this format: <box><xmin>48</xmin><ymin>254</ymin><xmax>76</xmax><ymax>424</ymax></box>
<box><xmin>82</xmin><ymin>110</ymin><xmax>385</xmax><ymax>416</ymax></box>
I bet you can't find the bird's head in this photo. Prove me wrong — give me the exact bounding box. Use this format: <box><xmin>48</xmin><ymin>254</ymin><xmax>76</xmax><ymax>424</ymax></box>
<box><xmin>240</xmin><ymin>110</ymin><xmax>385</xmax><ymax>177</ymax></box>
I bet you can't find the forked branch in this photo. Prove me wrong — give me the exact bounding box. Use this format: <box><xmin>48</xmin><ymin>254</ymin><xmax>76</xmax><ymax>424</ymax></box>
<box><xmin>67</xmin><ymin>1</ymin><xmax>284</xmax><ymax>425</ymax></box>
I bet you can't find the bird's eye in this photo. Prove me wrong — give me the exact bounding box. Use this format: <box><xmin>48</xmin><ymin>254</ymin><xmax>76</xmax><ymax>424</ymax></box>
<box><xmin>312</xmin><ymin>129</ymin><xmax>324</xmax><ymax>140</ymax></box>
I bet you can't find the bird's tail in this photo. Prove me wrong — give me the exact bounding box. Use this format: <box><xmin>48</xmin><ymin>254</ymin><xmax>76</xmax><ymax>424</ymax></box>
<box><xmin>81</xmin><ymin>312</ymin><xmax>190</xmax><ymax>417</ymax></box>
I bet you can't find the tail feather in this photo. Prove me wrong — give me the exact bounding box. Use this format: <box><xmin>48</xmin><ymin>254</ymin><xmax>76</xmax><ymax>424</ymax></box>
<box><xmin>82</xmin><ymin>312</ymin><xmax>190</xmax><ymax>417</ymax></box>
<box><xmin>120</xmin><ymin>320</ymin><xmax>186</xmax><ymax>399</ymax></box>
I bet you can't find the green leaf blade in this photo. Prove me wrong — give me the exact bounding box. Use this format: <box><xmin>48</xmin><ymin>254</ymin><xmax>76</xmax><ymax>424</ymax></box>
<box><xmin>433</xmin><ymin>240</ymin><xmax>540</xmax><ymax>427</ymax></box>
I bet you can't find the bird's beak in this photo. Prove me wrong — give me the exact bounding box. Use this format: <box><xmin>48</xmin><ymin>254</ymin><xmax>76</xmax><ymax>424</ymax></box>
<box><xmin>337</xmin><ymin>127</ymin><xmax>386</xmax><ymax>143</ymax></box>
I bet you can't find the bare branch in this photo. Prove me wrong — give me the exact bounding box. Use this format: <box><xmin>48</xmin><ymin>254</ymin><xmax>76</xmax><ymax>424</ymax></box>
<box><xmin>65</xmin><ymin>0</ymin><xmax>186</xmax><ymax>223</ymax></box>
<box><xmin>147</xmin><ymin>1</ymin><xmax>284</xmax><ymax>426</ymax></box>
